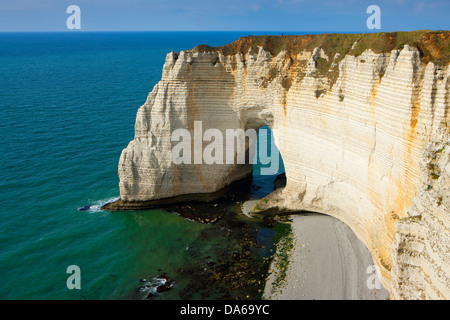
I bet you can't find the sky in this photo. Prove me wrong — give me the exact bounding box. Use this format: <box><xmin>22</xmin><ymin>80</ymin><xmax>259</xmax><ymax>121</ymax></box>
<box><xmin>0</xmin><ymin>0</ymin><xmax>448</xmax><ymax>32</ymax></box>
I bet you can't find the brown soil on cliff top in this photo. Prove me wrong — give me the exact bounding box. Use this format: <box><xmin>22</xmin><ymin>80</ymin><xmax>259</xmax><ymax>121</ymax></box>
<box><xmin>192</xmin><ymin>30</ymin><xmax>449</xmax><ymax>66</ymax></box>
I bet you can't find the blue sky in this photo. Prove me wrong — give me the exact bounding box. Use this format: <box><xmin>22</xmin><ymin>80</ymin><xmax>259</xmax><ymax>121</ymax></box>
<box><xmin>0</xmin><ymin>0</ymin><xmax>448</xmax><ymax>32</ymax></box>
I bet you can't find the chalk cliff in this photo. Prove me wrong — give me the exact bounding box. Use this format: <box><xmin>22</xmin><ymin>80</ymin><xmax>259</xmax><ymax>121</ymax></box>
<box><xmin>105</xmin><ymin>31</ymin><xmax>450</xmax><ymax>299</ymax></box>
<box><xmin>391</xmin><ymin>128</ymin><xmax>450</xmax><ymax>299</ymax></box>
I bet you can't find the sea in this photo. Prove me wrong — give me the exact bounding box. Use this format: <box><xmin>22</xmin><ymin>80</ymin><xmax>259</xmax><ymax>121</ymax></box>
<box><xmin>0</xmin><ymin>31</ymin><xmax>294</xmax><ymax>300</ymax></box>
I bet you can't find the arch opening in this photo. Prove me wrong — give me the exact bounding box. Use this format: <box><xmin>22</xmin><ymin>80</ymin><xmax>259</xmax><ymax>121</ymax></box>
<box><xmin>233</xmin><ymin>124</ymin><xmax>285</xmax><ymax>205</ymax></box>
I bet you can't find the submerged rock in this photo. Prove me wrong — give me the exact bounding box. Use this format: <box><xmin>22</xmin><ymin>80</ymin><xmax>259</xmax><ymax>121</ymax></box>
<box><xmin>136</xmin><ymin>273</ymin><xmax>174</xmax><ymax>300</ymax></box>
<box><xmin>165</xmin><ymin>203</ymin><xmax>226</xmax><ymax>224</ymax></box>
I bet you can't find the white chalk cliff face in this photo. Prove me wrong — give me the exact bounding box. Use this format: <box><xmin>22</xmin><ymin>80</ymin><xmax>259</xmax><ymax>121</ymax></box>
<box><xmin>115</xmin><ymin>33</ymin><xmax>450</xmax><ymax>299</ymax></box>
<box><xmin>391</xmin><ymin>128</ymin><xmax>450</xmax><ymax>299</ymax></box>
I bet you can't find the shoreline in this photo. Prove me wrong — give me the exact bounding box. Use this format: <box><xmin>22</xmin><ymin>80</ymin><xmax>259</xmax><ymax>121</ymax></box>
<box><xmin>263</xmin><ymin>213</ymin><xmax>390</xmax><ymax>300</ymax></box>
<box><xmin>103</xmin><ymin>178</ymin><xmax>391</xmax><ymax>300</ymax></box>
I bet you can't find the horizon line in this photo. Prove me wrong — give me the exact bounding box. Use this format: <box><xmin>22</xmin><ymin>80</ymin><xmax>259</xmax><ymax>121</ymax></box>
<box><xmin>0</xmin><ymin>29</ymin><xmax>444</xmax><ymax>34</ymax></box>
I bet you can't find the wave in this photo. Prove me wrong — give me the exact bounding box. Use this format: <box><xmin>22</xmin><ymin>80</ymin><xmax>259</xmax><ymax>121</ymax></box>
<box><xmin>136</xmin><ymin>274</ymin><xmax>174</xmax><ymax>300</ymax></box>
<box><xmin>80</xmin><ymin>196</ymin><xmax>120</xmax><ymax>213</ymax></box>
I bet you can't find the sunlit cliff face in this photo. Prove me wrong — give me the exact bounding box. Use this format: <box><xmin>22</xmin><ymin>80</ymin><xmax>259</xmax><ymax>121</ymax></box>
<box><xmin>113</xmin><ymin>32</ymin><xmax>450</xmax><ymax>298</ymax></box>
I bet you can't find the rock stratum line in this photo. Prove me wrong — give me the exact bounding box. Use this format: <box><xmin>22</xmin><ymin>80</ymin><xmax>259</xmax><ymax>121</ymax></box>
<box><xmin>104</xmin><ymin>31</ymin><xmax>450</xmax><ymax>299</ymax></box>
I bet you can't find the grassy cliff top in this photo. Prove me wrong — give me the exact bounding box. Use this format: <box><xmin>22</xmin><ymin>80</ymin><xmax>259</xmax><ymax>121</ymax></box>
<box><xmin>192</xmin><ymin>30</ymin><xmax>450</xmax><ymax>66</ymax></box>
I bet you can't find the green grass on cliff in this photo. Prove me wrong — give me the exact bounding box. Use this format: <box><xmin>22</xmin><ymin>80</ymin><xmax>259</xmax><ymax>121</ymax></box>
<box><xmin>193</xmin><ymin>30</ymin><xmax>450</xmax><ymax>66</ymax></box>
<box><xmin>192</xmin><ymin>30</ymin><xmax>449</xmax><ymax>91</ymax></box>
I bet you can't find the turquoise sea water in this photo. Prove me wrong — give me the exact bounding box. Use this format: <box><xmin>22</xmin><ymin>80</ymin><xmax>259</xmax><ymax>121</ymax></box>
<box><xmin>0</xmin><ymin>32</ymin><xmax>288</xmax><ymax>300</ymax></box>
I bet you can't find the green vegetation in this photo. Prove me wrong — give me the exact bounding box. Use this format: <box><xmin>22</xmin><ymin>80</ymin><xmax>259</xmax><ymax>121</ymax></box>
<box><xmin>315</xmin><ymin>57</ymin><xmax>330</xmax><ymax>74</ymax></box>
<box><xmin>427</xmin><ymin>142</ymin><xmax>448</xmax><ymax>182</ymax></box>
<box><xmin>192</xmin><ymin>31</ymin><xmax>449</xmax><ymax>90</ymax></box>
<box><xmin>434</xmin><ymin>146</ymin><xmax>445</xmax><ymax>155</ymax></box>
<box><xmin>315</xmin><ymin>89</ymin><xmax>326</xmax><ymax>98</ymax></box>
<box><xmin>280</xmin><ymin>76</ymin><xmax>293</xmax><ymax>91</ymax></box>
<box><xmin>408</xmin><ymin>215</ymin><xmax>423</xmax><ymax>222</ymax></box>
<box><xmin>261</xmin><ymin>66</ymin><xmax>280</xmax><ymax>88</ymax></box>
<box><xmin>193</xmin><ymin>31</ymin><xmax>449</xmax><ymax>65</ymax></box>
<box><xmin>431</xmin><ymin>172</ymin><xmax>441</xmax><ymax>180</ymax></box>
<box><xmin>380</xmin><ymin>258</ymin><xmax>392</xmax><ymax>272</ymax></box>
<box><xmin>427</xmin><ymin>162</ymin><xmax>437</xmax><ymax>172</ymax></box>
<box><xmin>270</xmin><ymin>221</ymin><xmax>294</xmax><ymax>291</ymax></box>
<box><xmin>268</xmin><ymin>66</ymin><xmax>278</xmax><ymax>79</ymax></box>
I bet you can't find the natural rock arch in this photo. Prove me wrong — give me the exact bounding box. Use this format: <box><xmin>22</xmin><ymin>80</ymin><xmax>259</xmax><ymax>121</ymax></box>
<box><xmin>105</xmin><ymin>32</ymin><xmax>450</xmax><ymax>298</ymax></box>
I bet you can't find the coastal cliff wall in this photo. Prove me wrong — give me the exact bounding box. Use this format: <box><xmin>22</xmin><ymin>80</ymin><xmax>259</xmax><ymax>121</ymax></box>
<box><xmin>111</xmin><ymin>31</ymin><xmax>450</xmax><ymax>298</ymax></box>
<box><xmin>391</xmin><ymin>128</ymin><xmax>450</xmax><ymax>299</ymax></box>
